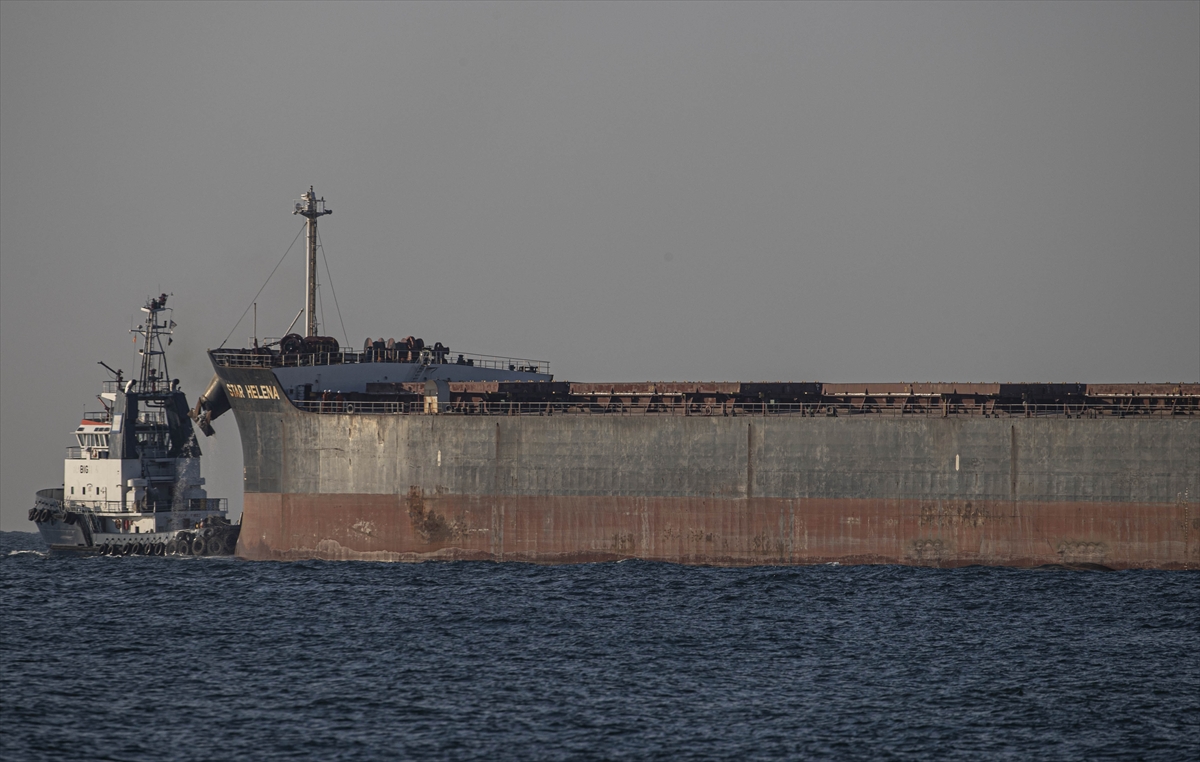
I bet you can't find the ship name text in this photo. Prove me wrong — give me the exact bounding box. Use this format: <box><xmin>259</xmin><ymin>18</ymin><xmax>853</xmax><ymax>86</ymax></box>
<box><xmin>225</xmin><ymin>383</ymin><xmax>280</xmax><ymax>400</ymax></box>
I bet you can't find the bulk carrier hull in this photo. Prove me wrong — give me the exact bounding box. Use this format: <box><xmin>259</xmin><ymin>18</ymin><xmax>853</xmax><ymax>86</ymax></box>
<box><xmin>201</xmin><ymin>189</ymin><xmax>1197</xmax><ymax>569</ymax></box>
<box><xmin>209</xmin><ymin>363</ymin><xmax>1198</xmax><ymax>569</ymax></box>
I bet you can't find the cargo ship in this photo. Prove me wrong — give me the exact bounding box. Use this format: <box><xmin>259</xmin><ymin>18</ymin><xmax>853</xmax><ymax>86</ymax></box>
<box><xmin>195</xmin><ymin>189</ymin><xmax>1199</xmax><ymax>569</ymax></box>
<box><xmin>33</xmin><ymin>294</ymin><xmax>239</xmax><ymax>556</ymax></box>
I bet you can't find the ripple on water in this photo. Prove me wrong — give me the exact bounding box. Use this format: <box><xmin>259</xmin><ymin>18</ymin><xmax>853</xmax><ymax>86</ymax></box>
<box><xmin>2</xmin><ymin>530</ymin><xmax>1197</xmax><ymax>761</ymax></box>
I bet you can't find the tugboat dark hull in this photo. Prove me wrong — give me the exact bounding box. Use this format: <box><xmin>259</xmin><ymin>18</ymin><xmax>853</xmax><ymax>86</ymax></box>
<box><xmin>32</xmin><ymin>490</ymin><xmax>241</xmax><ymax>557</ymax></box>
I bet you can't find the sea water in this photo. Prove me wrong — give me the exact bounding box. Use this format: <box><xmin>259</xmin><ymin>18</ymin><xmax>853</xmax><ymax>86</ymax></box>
<box><xmin>2</xmin><ymin>530</ymin><xmax>1196</xmax><ymax>761</ymax></box>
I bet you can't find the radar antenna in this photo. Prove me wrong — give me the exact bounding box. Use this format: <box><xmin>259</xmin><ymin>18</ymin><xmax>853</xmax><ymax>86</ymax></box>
<box><xmin>293</xmin><ymin>186</ymin><xmax>332</xmax><ymax>337</ymax></box>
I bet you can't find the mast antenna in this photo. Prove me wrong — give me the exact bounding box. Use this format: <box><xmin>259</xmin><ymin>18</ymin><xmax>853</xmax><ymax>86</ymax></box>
<box><xmin>134</xmin><ymin>293</ymin><xmax>174</xmax><ymax>392</ymax></box>
<box><xmin>293</xmin><ymin>186</ymin><xmax>332</xmax><ymax>337</ymax></box>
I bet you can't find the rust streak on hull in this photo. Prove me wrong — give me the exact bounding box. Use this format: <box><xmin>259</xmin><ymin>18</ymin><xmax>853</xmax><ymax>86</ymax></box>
<box><xmin>237</xmin><ymin>492</ymin><xmax>1199</xmax><ymax>569</ymax></box>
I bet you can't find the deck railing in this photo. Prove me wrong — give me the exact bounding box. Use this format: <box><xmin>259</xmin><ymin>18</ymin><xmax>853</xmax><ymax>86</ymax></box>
<box><xmin>287</xmin><ymin>400</ymin><xmax>1196</xmax><ymax>418</ymax></box>
<box><xmin>65</xmin><ymin>447</ymin><xmax>112</xmax><ymax>460</ymax></box>
<box><xmin>212</xmin><ymin>349</ymin><xmax>549</xmax><ymax>375</ymax></box>
<box><xmin>57</xmin><ymin>498</ymin><xmax>229</xmax><ymax>514</ymax></box>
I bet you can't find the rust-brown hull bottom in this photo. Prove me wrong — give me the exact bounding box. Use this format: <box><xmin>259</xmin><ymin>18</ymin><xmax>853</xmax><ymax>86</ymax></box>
<box><xmin>236</xmin><ymin>492</ymin><xmax>1199</xmax><ymax>569</ymax></box>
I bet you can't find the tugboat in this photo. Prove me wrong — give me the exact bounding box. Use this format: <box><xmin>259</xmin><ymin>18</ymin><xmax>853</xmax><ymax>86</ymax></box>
<box><xmin>30</xmin><ymin>293</ymin><xmax>239</xmax><ymax>556</ymax></box>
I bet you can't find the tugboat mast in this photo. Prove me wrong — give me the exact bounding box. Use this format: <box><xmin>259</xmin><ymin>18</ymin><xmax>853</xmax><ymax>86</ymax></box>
<box><xmin>293</xmin><ymin>186</ymin><xmax>332</xmax><ymax>338</ymax></box>
<box><xmin>135</xmin><ymin>293</ymin><xmax>174</xmax><ymax>392</ymax></box>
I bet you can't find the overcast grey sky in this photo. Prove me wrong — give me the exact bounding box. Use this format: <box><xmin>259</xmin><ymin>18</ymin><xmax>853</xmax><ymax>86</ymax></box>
<box><xmin>2</xmin><ymin>1</ymin><xmax>1197</xmax><ymax>530</ymax></box>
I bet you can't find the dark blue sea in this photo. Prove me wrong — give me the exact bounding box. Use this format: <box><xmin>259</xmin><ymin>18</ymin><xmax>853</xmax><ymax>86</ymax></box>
<box><xmin>2</xmin><ymin>531</ymin><xmax>1197</xmax><ymax>761</ymax></box>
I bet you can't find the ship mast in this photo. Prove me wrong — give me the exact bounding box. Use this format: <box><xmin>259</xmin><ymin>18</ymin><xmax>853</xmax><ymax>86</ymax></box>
<box><xmin>135</xmin><ymin>293</ymin><xmax>174</xmax><ymax>392</ymax></box>
<box><xmin>293</xmin><ymin>186</ymin><xmax>332</xmax><ymax>338</ymax></box>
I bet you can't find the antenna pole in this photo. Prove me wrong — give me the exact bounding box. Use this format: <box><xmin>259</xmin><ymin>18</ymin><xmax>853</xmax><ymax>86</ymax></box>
<box><xmin>283</xmin><ymin>308</ymin><xmax>304</xmax><ymax>337</ymax></box>
<box><xmin>293</xmin><ymin>186</ymin><xmax>332</xmax><ymax>337</ymax></box>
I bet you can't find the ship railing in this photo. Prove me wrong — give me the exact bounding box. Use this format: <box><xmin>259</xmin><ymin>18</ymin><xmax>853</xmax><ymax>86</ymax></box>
<box><xmin>36</xmin><ymin>489</ymin><xmax>64</xmax><ymax>510</ymax></box>
<box><xmin>101</xmin><ymin>381</ymin><xmax>122</xmax><ymax>393</ymax></box>
<box><xmin>63</xmin><ymin>500</ymin><xmax>127</xmax><ymax>513</ymax></box>
<box><xmin>212</xmin><ymin>348</ymin><xmax>549</xmax><ymax>374</ymax></box>
<box><xmin>82</xmin><ymin>411</ymin><xmax>110</xmax><ymax>423</ymax></box>
<box><xmin>176</xmin><ymin>498</ymin><xmax>227</xmax><ymax>513</ymax></box>
<box><xmin>66</xmin><ymin>447</ymin><xmax>111</xmax><ymax>460</ymax></box>
<box><xmin>286</xmin><ymin>400</ymin><xmax>1197</xmax><ymax>417</ymax></box>
<box><xmin>137</xmin><ymin>410</ymin><xmax>168</xmax><ymax>425</ymax></box>
<box><xmin>293</xmin><ymin>400</ymin><xmax>424</xmax><ymax>414</ymax></box>
<box><xmin>56</xmin><ymin>498</ymin><xmax>229</xmax><ymax>514</ymax></box>
<box><xmin>426</xmin><ymin>352</ymin><xmax>549</xmax><ymax>374</ymax></box>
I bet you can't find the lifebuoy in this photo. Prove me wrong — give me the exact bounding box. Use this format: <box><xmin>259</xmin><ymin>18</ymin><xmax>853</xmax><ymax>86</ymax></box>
<box><xmin>344</xmin><ymin>403</ymin><xmax>355</xmax><ymax>414</ymax></box>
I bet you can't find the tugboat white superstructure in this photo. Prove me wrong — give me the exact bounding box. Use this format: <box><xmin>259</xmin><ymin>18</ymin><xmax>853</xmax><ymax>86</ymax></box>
<box><xmin>30</xmin><ymin>294</ymin><xmax>239</xmax><ymax>556</ymax></box>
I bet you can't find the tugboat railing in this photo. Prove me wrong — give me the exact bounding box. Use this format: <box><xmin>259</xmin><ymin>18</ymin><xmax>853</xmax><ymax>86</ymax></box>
<box><xmin>57</xmin><ymin>498</ymin><xmax>229</xmax><ymax>514</ymax></box>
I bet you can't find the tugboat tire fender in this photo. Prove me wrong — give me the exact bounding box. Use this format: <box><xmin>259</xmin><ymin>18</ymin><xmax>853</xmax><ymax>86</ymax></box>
<box><xmin>191</xmin><ymin>537</ymin><xmax>207</xmax><ymax>556</ymax></box>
